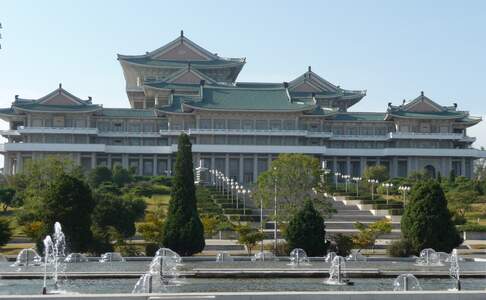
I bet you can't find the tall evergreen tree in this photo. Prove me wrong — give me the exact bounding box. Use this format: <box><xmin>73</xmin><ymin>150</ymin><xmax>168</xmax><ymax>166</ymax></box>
<box><xmin>162</xmin><ymin>134</ymin><xmax>205</xmax><ymax>256</ymax></box>
<box><xmin>285</xmin><ymin>199</ymin><xmax>327</xmax><ymax>256</ymax></box>
<box><xmin>401</xmin><ymin>180</ymin><xmax>462</xmax><ymax>253</ymax></box>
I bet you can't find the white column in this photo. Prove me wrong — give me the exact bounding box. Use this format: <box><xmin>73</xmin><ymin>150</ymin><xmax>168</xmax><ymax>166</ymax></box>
<box><xmin>253</xmin><ymin>154</ymin><xmax>258</xmax><ymax>183</ymax></box>
<box><xmin>153</xmin><ymin>155</ymin><xmax>157</xmax><ymax>176</ymax></box>
<box><xmin>91</xmin><ymin>153</ymin><xmax>96</xmax><ymax>169</ymax></box>
<box><xmin>225</xmin><ymin>154</ymin><xmax>230</xmax><ymax>176</ymax></box>
<box><xmin>461</xmin><ymin>158</ymin><xmax>466</xmax><ymax>177</ymax></box>
<box><xmin>346</xmin><ymin>157</ymin><xmax>351</xmax><ymax>175</ymax></box>
<box><xmin>139</xmin><ymin>156</ymin><xmax>143</xmax><ymax>175</ymax></box>
<box><xmin>239</xmin><ymin>155</ymin><xmax>244</xmax><ymax>183</ymax></box>
<box><xmin>122</xmin><ymin>154</ymin><xmax>128</xmax><ymax>169</ymax></box>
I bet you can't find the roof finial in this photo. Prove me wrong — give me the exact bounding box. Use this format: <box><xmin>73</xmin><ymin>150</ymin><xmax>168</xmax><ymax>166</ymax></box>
<box><xmin>421</xmin><ymin>91</ymin><xmax>424</xmax><ymax>96</ymax></box>
<box><xmin>308</xmin><ymin>65</ymin><xmax>311</xmax><ymax>72</ymax></box>
<box><xmin>180</xmin><ymin>30</ymin><xmax>184</xmax><ymax>37</ymax></box>
<box><xmin>59</xmin><ymin>83</ymin><xmax>62</xmax><ymax>89</ymax></box>
<box><xmin>188</xmin><ymin>62</ymin><xmax>191</xmax><ymax>70</ymax></box>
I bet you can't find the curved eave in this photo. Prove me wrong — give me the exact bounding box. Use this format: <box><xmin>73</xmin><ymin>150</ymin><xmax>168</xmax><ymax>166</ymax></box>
<box><xmin>13</xmin><ymin>106</ymin><xmax>102</xmax><ymax>114</ymax></box>
<box><xmin>385</xmin><ymin>113</ymin><xmax>466</xmax><ymax>120</ymax></box>
<box><xmin>181</xmin><ymin>102</ymin><xmax>316</xmax><ymax>113</ymax></box>
<box><xmin>118</xmin><ymin>57</ymin><xmax>245</xmax><ymax>70</ymax></box>
<box><xmin>143</xmin><ymin>84</ymin><xmax>200</xmax><ymax>93</ymax></box>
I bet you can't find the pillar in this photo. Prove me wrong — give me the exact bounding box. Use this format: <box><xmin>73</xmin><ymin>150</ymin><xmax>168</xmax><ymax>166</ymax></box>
<box><xmin>153</xmin><ymin>155</ymin><xmax>157</xmax><ymax>176</ymax></box>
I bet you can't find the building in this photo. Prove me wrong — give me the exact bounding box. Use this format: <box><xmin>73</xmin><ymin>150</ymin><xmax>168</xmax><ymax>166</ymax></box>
<box><xmin>0</xmin><ymin>32</ymin><xmax>484</xmax><ymax>182</ymax></box>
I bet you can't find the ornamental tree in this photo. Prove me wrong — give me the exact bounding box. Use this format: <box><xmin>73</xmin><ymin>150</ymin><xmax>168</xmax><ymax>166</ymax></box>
<box><xmin>161</xmin><ymin>133</ymin><xmax>205</xmax><ymax>256</ymax></box>
<box><xmin>285</xmin><ymin>199</ymin><xmax>327</xmax><ymax>256</ymax></box>
<box><xmin>42</xmin><ymin>175</ymin><xmax>95</xmax><ymax>252</ymax></box>
<box><xmin>401</xmin><ymin>180</ymin><xmax>462</xmax><ymax>254</ymax></box>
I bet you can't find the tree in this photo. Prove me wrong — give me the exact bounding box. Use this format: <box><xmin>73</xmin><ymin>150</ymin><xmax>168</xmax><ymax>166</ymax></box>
<box><xmin>161</xmin><ymin>134</ymin><xmax>205</xmax><ymax>256</ymax></box>
<box><xmin>255</xmin><ymin>154</ymin><xmax>333</xmax><ymax>220</ymax></box>
<box><xmin>234</xmin><ymin>224</ymin><xmax>264</xmax><ymax>256</ymax></box>
<box><xmin>0</xmin><ymin>187</ymin><xmax>15</xmax><ymax>212</ymax></box>
<box><xmin>138</xmin><ymin>200</ymin><xmax>166</xmax><ymax>245</ymax></box>
<box><xmin>92</xmin><ymin>191</ymin><xmax>146</xmax><ymax>239</ymax></box>
<box><xmin>88</xmin><ymin>166</ymin><xmax>112</xmax><ymax>188</ymax></box>
<box><xmin>285</xmin><ymin>199</ymin><xmax>327</xmax><ymax>256</ymax></box>
<box><xmin>112</xmin><ymin>165</ymin><xmax>133</xmax><ymax>187</ymax></box>
<box><xmin>0</xmin><ymin>218</ymin><xmax>12</xmax><ymax>247</ymax></box>
<box><xmin>42</xmin><ymin>175</ymin><xmax>95</xmax><ymax>252</ymax></box>
<box><xmin>363</xmin><ymin>165</ymin><xmax>389</xmax><ymax>182</ymax></box>
<box><xmin>401</xmin><ymin>180</ymin><xmax>462</xmax><ymax>253</ymax></box>
<box><xmin>352</xmin><ymin>219</ymin><xmax>392</xmax><ymax>252</ymax></box>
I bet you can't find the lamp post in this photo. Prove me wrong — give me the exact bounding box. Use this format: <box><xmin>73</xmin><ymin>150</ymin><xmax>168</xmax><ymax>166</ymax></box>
<box><xmin>382</xmin><ymin>183</ymin><xmax>394</xmax><ymax>205</ymax></box>
<box><xmin>353</xmin><ymin>177</ymin><xmax>362</xmax><ymax>197</ymax></box>
<box><xmin>342</xmin><ymin>175</ymin><xmax>351</xmax><ymax>193</ymax></box>
<box><xmin>242</xmin><ymin>189</ymin><xmax>247</xmax><ymax>215</ymax></box>
<box><xmin>368</xmin><ymin>179</ymin><xmax>378</xmax><ymax>201</ymax></box>
<box><xmin>398</xmin><ymin>185</ymin><xmax>411</xmax><ymax>206</ymax></box>
<box><xmin>273</xmin><ymin>167</ymin><xmax>278</xmax><ymax>255</ymax></box>
<box><xmin>334</xmin><ymin>172</ymin><xmax>341</xmax><ymax>190</ymax></box>
<box><xmin>235</xmin><ymin>185</ymin><xmax>240</xmax><ymax>209</ymax></box>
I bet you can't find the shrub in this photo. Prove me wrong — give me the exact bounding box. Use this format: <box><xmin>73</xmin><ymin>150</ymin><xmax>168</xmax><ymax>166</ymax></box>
<box><xmin>0</xmin><ymin>217</ymin><xmax>12</xmax><ymax>247</ymax></box>
<box><xmin>145</xmin><ymin>243</ymin><xmax>159</xmax><ymax>256</ymax></box>
<box><xmin>387</xmin><ymin>239</ymin><xmax>413</xmax><ymax>257</ymax></box>
<box><xmin>327</xmin><ymin>233</ymin><xmax>353</xmax><ymax>257</ymax></box>
<box><xmin>457</xmin><ymin>223</ymin><xmax>486</xmax><ymax>232</ymax></box>
<box><xmin>285</xmin><ymin>199</ymin><xmax>327</xmax><ymax>256</ymax></box>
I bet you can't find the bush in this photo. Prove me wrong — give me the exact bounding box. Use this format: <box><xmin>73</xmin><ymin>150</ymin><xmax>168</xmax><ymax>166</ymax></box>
<box><xmin>150</xmin><ymin>176</ymin><xmax>172</xmax><ymax>186</ymax></box>
<box><xmin>327</xmin><ymin>233</ymin><xmax>353</xmax><ymax>257</ymax></box>
<box><xmin>0</xmin><ymin>217</ymin><xmax>12</xmax><ymax>247</ymax></box>
<box><xmin>145</xmin><ymin>243</ymin><xmax>159</xmax><ymax>256</ymax></box>
<box><xmin>387</xmin><ymin>239</ymin><xmax>413</xmax><ymax>257</ymax></box>
<box><xmin>285</xmin><ymin>199</ymin><xmax>327</xmax><ymax>256</ymax></box>
<box><xmin>457</xmin><ymin>223</ymin><xmax>486</xmax><ymax>232</ymax></box>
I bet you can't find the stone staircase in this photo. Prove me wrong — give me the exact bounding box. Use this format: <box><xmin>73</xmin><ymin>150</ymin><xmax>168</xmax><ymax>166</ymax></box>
<box><xmin>203</xmin><ymin>186</ymin><xmax>401</xmax><ymax>250</ymax></box>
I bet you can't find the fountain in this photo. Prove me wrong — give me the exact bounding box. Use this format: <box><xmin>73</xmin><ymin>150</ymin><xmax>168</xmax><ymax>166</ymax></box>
<box><xmin>99</xmin><ymin>252</ymin><xmax>125</xmax><ymax>263</ymax></box>
<box><xmin>346</xmin><ymin>250</ymin><xmax>367</xmax><ymax>261</ymax></box>
<box><xmin>216</xmin><ymin>251</ymin><xmax>234</xmax><ymax>263</ymax></box>
<box><xmin>449</xmin><ymin>249</ymin><xmax>461</xmax><ymax>291</ymax></box>
<box><xmin>11</xmin><ymin>248</ymin><xmax>42</xmax><ymax>268</ymax></box>
<box><xmin>42</xmin><ymin>222</ymin><xmax>67</xmax><ymax>294</ymax></box>
<box><xmin>288</xmin><ymin>248</ymin><xmax>310</xmax><ymax>266</ymax></box>
<box><xmin>132</xmin><ymin>248</ymin><xmax>182</xmax><ymax>293</ymax></box>
<box><xmin>252</xmin><ymin>251</ymin><xmax>274</xmax><ymax>262</ymax></box>
<box><xmin>324</xmin><ymin>251</ymin><xmax>336</xmax><ymax>263</ymax></box>
<box><xmin>415</xmin><ymin>248</ymin><xmax>443</xmax><ymax>266</ymax></box>
<box><xmin>393</xmin><ymin>274</ymin><xmax>421</xmax><ymax>291</ymax></box>
<box><xmin>323</xmin><ymin>255</ymin><xmax>352</xmax><ymax>285</ymax></box>
<box><xmin>64</xmin><ymin>253</ymin><xmax>88</xmax><ymax>263</ymax></box>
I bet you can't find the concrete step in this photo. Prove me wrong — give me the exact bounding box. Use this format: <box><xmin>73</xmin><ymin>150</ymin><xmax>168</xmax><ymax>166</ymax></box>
<box><xmin>329</xmin><ymin>215</ymin><xmax>386</xmax><ymax>222</ymax></box>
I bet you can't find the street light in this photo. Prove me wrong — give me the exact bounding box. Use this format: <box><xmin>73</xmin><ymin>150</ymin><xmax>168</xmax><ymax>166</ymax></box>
<box><xmin>334</xmin><ymin>172</ymin><xmax>341</xmax><ymax>190</ymax></box>
<box><xmin>241</xmin><ymin>189</ymin><xmax>247</xmax><ymax>215</ymax></box>
<box><xmin>273</xmin><ymin>166</ymin><xmax>278</xmax><ymax>255</ymax></box>
<box><xmin>368</xmin><ymin>179</ymin><xmax>379</xmax><ymax>201</ymax></box>
<box><xmin>398</xmin><ymin>185</ymin><xmax>411</xmax><ymax>206</ymax></box>
<box><xmin>352</xmin><ymin>177</ymin><xmax>362</xmax><ymax>197</ymax></box>
<box><xmin>342</xmin><ymin>175</ymin><xmax>351</xmax><ymax>193</ymax></box>
<box><xmin>382</xmin><ymin>182</ymin><xmax>394</xmax><ymax>205</ymax></box>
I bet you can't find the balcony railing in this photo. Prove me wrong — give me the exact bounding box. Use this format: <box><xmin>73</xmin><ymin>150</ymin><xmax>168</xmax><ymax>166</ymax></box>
<box><xmin>160</xmin><ymin>128</ymin><xmax>333</xmax><ymax>137</ymax></box>
<box><xmin>17</xmin><ymin>126</ymin><xmax>98</xmax><ymax>135</ymax></box>
<box><xmin>389</xmin><ymin>132</ymin><xmax>468</xmax><ymax>140</ymax></box>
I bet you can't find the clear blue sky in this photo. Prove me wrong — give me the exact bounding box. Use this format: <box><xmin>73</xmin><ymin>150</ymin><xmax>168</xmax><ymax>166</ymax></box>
<box><xmin>1</xmin><ymin>0</ymin><xmax>486</xmax><ymax>158</ymax></box>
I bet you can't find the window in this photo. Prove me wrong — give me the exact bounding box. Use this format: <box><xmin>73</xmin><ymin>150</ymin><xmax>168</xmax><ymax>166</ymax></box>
<box><xmin>269</xmin><ymin>120</ymin><xmax>281</xmax><ymax>130</ymax></box>
<box><xmin>255</xmin><ymin>120</ymin><xmax>268</xmax><ymax>130</ymax></box>
<box><xmin>199</xmin><ymin>119</ymin><xmax>211</xmax><ymax>129</ymax></box>
<box><xmin>214</xmin><ymin>119</ymin><xmax>225</xmax><ymax>129</ymax></box>
<box><xmin>283</xmin><ymin>120</ymin><xmax>295</xmax><ymax>130</ymax></box>
<box><xmin>228</xmin><ymin>119</ymin><xmax>240</xmax><ymax>129</ymax></box>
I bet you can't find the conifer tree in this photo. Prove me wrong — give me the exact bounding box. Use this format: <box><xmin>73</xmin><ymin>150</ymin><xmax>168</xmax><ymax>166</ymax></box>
<box><xmin>285</xmin><ymin>199</ymin><xmax>327</xmax><ymax>256</ymax></box>
<box><xmin>401</xmin><ymin>180</ymin><xmax>462</xmax><ymax>253</ymax></box>
<box><xmin>162</xmin><ymin>134</ymin><xmax>205</xmax><ymax>255</ymax></box>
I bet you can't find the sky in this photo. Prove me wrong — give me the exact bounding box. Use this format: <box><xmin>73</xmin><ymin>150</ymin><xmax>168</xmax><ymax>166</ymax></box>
<box><xmin>0</xmin><ymin>0</ymin><xmax>486</xmax><ymax>166</ymax></box>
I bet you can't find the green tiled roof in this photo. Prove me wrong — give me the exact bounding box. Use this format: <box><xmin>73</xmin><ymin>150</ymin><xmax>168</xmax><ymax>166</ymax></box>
<box><xmin>185</xmin><ymin>86</ymin><xmax>315</xmax><ymax>111</ymax></box>
<box><xmin>388</xmin><ymin>111</ymin><xmax>467</xmax><ymax>119</ymax></box>
<box><xmin>120</xmin><ymin>57</ymin><xmax>244</xmax><ymax>68</ymax></box>
<box><xmin>329</xmin><ymin>113</ymin><xmax>386</xmax><ymax>121</ymax></box>
<box><xmin>0</xmin><ymin>107</ymin><xmax>15</xmax><ymax>115</ymax></box>
<box><xmin>13</xmin><ymin>103</ymin><xmax>101</xmax><ymax>112</ymax></box>
<box><xmin>101</xmin><ymin>108</ymin><xmax>158</xmax><ymax>117</ymax></box>
<box><xmin>235</xmin><ymin>82</ymin><xmax>284</xmax><ymax>89</ymax></box>
<box><xmin>145</xmin><ymin>82</ymin><xmax>200</xmax><ymax>91</ymax></box>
